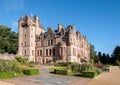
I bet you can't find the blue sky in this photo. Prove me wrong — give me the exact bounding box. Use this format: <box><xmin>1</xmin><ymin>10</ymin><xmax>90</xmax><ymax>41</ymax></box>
<box><xmin>0</xmin><ymin>0</ymin><xmax>120</xmax><ymax>55</ymax></box>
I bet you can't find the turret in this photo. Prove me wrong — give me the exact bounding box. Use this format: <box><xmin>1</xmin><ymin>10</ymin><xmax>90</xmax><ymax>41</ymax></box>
<box><xmin>34</xmin><ymin>15</ymin><xmax>40</xmax><ymax>26</ymax></box>
<box><xmin>58</xmin><ymin>24</ymin><xmax>63</xmax><ymax>32</ymax></box>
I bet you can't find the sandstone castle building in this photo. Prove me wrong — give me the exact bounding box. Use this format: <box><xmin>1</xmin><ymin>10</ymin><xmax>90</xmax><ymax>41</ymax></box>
<box><xmin>18</xmin><ymin>15</ymin><xmax>90</xmax><ymax>64</ymax></box>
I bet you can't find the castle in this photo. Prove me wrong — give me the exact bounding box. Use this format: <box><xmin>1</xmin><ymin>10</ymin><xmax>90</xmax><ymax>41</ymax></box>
<box><xmin>18</xmin><ymin>15</ymin><xmax>90</xmax><ymax>64</ymax></box>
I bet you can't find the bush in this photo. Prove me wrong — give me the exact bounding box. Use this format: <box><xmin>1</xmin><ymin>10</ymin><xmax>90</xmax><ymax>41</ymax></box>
<box><xmin>54</xmin><ymin>68</ymin><xmax>67</xmax><ymax>75</ymax></box>
<box><xmin>105</xmin><ymin>65</ymin><xmax>111</xmax><ymax>67</ymax></box>
<box><xmin>54</xmin><ymin>62</ymin><xmax>67</xmax><ymax>67</ymax></box>
<box><xmin>95</xmin><ymin>63</ymin><xmax>104</xmax><ymax>69</ymax></box>
<box><xmin>67</xmin><ymin>69</ymin><xmax>73</xmax><ymax>76</ymax></box>
<box><xmin>15</xmin><ymin>56</ymin><xmax>27</xmax><ymax>64</ymax></box>
<box><xmin>68</xmin><ymin>63</ymin><xmax>89</xmax><ymax>73</ymax></box>
<box><xmin>95</xmin><ymin>67</ymin><xmax>103</xmax><ymax>74</ymax></box>
<box><xmin>81</xmin><ymin>70</ymin><xmax>97</xmax><ymax>78</ymax></box>
<box><xmin>49</xmin><ymin>68</ymin><xmax>54</xmax><ymax>73</ymax></box>
<box><xmin>29</xmin><ymin>61</ymin><xmax>36</xmax><ymax>67</ymax></box>
<box><xmin>81</xmin><ymin>63</ymin><xmax>90</xmax><ymax>71</ymax></box>
<box><xmin>23</xmin><ymin>68</ymin><xmax>39</xmax><ymax>75</ymax></box>
<box><xmin>0</xmin><ymin>72</ymin><xmax>14</xmax><ymax>79</ymax></box>
<box><xmin>69</xmin><ymin>62</ymin><xmax>80</xmax><ymax>73</ymax></box>
<box><xmin>0</xmin><ymin>59</ymin><xmax>22</xmax><ymax>73</ymax></box>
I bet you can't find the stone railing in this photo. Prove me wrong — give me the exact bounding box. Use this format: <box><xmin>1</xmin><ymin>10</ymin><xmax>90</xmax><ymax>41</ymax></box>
<box><xmin>0</xmin><ymin>53</ymin><xmax>16</xmax><ymax>60</ymax></box>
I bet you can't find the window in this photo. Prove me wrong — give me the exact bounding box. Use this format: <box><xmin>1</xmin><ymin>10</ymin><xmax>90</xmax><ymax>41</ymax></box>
<box><xmin>46</xmin><ymin>49</ymin><xmax>48</xmax><ymax>56</ymax></box>
<box><xmin>40</xmin><ymin>50</ymin><xmax>42</xmax><ymax>56</ymax></box>
<box><xmin>48</xmin><ymin>40</ymin><xmax>50</xmax><ymax>46</ymax></box>
<box><xmin>51</xmin><ymin>40</ymin><xmax>53</xmax><ymax>45</ymax></box>
<box><xmin>44</xmin><ymin>35</ymin><xmax>46</xmax><ymax>38</ymax></box>
<box><xmin>61</xmin><ymin>47</ymin><xmax>63</xmax><ymax>55</ymax></box>
<box><xmin>25</xmin><ymin>34</ymin><xmax>26</xmax><ymax>38</ymax></box>
<box><xmin>24</xmin><ymin>41</ymin><xmax>26</xmax><ymax>46</ymax></box>
<box><xmin>38</xmin><ymin>50</ymin><xmax>39</xmax><ymax>56</ymax></box>
<box><xmin>53</xmin><ymin>49</ymin><xmax>55</xmax><ymax>56</ymax></box>
<box><xmin>32</xmin><ymin>50</ymin><xmax>34</xmax><ymax>56</ymax></box>
<box><xmin>24</xmin><ymin>50</ymin><xmax>26</xmax><ymax>56</ymax></box>
<box><xmin>49</xmin><ymin>49</ymin><xmax>51</xmax><ymax>56</ymax></box>
<box><xmin>73</xmin><ymin>48</ymin><xmax>76</xmax><ymax>56</ymax></box>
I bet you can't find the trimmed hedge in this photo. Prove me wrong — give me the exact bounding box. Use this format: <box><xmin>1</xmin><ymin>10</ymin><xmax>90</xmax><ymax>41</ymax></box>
<box><xmin>53</xmin><ymin>68</ymin><xmax>74</xmax><ymax>76</ymax></box>
<box><xmin>0</xmin><ymin>72</ymin><xmax>14</xmax><ymax>79</ymax></box>
<box><xmin>81</xmin><ymin>70</ymin><xmax>97</xmax><ymax>78</ymax></box>
<box><xmin>23</xmin><ymin>69</ymin><xmax>39</xmax><ymax>75</ymax></box>
<box><xmin>54</xmin><ymin>68</ymin><xmax>67</xmax><ymax>75</ymax></box>
<box><xmin>54</xmin><ymin>62</ymin><xmax>66</xmax><ymax>67</ymax></box>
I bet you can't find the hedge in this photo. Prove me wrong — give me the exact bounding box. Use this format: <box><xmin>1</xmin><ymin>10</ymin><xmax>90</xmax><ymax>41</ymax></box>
<box><xmin>53</xmin><ymin>67</ymin><xmax>74</xmax><ymax>76</ymax></box>
<box><xmin>23</xmin><ymin>69</ymin><xmax>39</xmax><ymax>75</ymax></box>
<box><xmin>0</xmin><ymin>72</ymin><xmax>14</xmax><ymax>79</ymax></box>
<box><xmin>54</xmin><ymin>62</ymin><xmax>66</xmax><ymax>67</ymax></box>
<box><xmin>54</xmin><ymin>68</ymin><xmax>67</xmax><ymax>75</ymax></box>
<box><xmin>81</xmin><ymin>70</ymin><xmax>97</xmax><ymax>78</ymax></box>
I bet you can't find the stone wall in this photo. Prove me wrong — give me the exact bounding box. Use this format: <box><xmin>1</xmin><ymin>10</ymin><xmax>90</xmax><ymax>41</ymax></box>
<box><xmin>0</xmin><ymin>53</ymin><xmax>16</xmax><ymax>60</ymax></box>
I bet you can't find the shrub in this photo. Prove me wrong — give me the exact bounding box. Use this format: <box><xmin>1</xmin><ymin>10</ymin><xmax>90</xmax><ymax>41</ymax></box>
<box><xmin>0</xmin><ymin>59</ymin><xmax>22</xmax><ymax>73</ymax></box>
<box><xmin>15</xmin><ymin>56</ymin><xmax>27</xmax><ymax>64</ymax></box>
<box><xmin>29</xmin><ymin>61</ymin><xmax>36</xmax><ymax>67</ymax></box>
<box><xmin>105</xmin><ymin>65</ymin><xmax>111</xmax><ymax>67</ymax></box>
<box><xmin>70</xmin><ymin>62</ymin><xmax>80</xmax><ymax>73</ymax></box>
<box><xmin>81</xmin><ymin>70</ymin><xmax>97</xmax><ymax>78</ymax></box>
<box><xmin>49</xmin><ymin>68</ymin><xmax>54</xmax><ymax>73</ymax></box>
<box><xmin>23</xmin><ymin>68</ymin><xmax>39</xmax><ymax>75</ymax></box>
<box><xmin>67</xmin><ymin>69</ymin><xmax>74</xmax><ymax>76</ymax></box>
<box><xmin>68</xmin><ymin>63</ymin><xmax>89</xmax><ymax>73</ymax></box>
<box><xmin>95</xmin><ymin>67</ymin><xmax>103</xmax><ymax>74</ymax></box>
<box><xmin>81</xmin><ymin>63</ymin><xmax>90</xmax><ymax>71</ymax></box>
<box><xmin>54</xmin><ymin>68</ymin><xmax>67</xmax><ymax>75</ymax></box>
<box><xmin>0</xmin><ymin>72</ymin><xmax>14</xmax><ymax>79</ymax></box>
<box><xmin>95</xmin><ymin>63</ymin><xmax>104</xmax><ymax>69</ymax></box>
<box><xmin>54</xmin><ymin>62</ymin><xmax>66</xmax><ymax>67</ymax></box>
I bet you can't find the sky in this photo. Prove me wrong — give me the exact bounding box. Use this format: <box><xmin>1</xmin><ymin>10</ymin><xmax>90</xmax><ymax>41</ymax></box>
<box><xmin>0</xmin><ymin>0</ymin><xmax>120</xmax><ymax>55</ymax></box>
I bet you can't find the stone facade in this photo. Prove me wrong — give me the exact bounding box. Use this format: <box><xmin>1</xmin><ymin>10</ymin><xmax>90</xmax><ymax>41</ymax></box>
<box><xmin>18</xmin><ymin>15</ymin><xmax>90</xmax><ymax>64</ymax></box>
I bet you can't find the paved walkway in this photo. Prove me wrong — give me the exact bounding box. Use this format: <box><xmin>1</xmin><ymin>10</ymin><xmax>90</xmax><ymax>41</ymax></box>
<box><xmin>87</xmin><ymin>66</ymin><xmax>120</xmax><ymax>85</ymax></box>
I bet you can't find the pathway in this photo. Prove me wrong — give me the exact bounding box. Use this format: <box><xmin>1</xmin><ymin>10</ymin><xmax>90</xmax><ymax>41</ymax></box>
<box><xmin>87</xmin><ymin>66</ymin><xmax>120</xmax><ymax>85</ymax></box>
<box><xmin>1</xmin><ymin>66</ymin><xmax>119</xmax><ymax>85</ymax></box>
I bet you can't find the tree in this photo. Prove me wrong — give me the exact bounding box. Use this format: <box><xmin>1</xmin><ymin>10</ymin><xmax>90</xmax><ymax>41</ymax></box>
<box><xmin>94</xmin><ymin>55</ymin><xmax>100</xmax><ymax>63</ymax></box>
<box><xmin>111</xmin><ymin>46</ymin><xmax>120</xmax><ymax>65</ymax></box>
<box><xmin>106</xmin><ymin>54</ymin><xmax>110</xmax><ymax>64</ymax></box>
<box><xmin>90</xmin><ymin>44</ymin><xmax>96</xmax><ymax>69</ymax></box>
<box><xmin>0</xmin><ymin>25</ymin><xmax>18</xmax><ymax>54</ymax></box>
<box><xmin>98</xmin><ymin>52</ymin><xmax>102</xmax><ymax>63</ymax></box>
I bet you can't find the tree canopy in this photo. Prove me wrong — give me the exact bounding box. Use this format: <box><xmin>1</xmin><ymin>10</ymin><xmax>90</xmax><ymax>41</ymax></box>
<box><xmin>111</xmin><ymin>46</ymin><xmax>120</xmax><ymax>65</ymax></box>
<box><xmin>0</xmin><ymin>25</ymin><xmax>18</xmax><ymax>54</ymax></box>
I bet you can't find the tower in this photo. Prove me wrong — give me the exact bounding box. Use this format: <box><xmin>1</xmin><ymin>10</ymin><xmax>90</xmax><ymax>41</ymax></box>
<box><xmin>18</xmin><ymin>15</ymin><xmax>45</xmax><ymax>62</ymax></box>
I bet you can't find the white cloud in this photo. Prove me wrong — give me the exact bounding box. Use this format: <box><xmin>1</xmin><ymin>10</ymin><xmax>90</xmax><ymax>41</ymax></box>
<box><xmin>5</xmin><ymin>0</ymin><xmax>24</xmax><ymax>11</ymax></box>
<box><xmin>11</xmin><ymin>21</ymin><xmax>18</xmax><ymax>31</ymax></box>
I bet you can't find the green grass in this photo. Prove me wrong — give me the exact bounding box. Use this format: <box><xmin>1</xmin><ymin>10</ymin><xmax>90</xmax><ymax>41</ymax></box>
<box><xmin>0</xmin><ymin>72</ymin><xmax>14</xmax><ymax>79</ymax></box>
